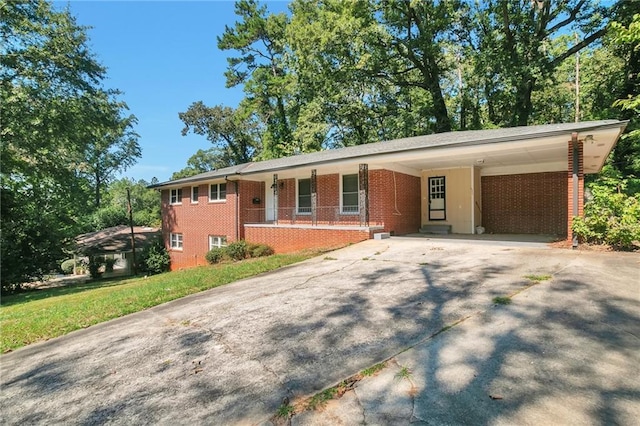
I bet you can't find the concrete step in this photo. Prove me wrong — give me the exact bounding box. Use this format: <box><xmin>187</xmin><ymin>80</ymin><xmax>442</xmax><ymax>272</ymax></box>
<box><xmin>373</xmin><ymin>232</ymin><xmax>391</xmax><ymax>240</ymax></box>
<box><xmin>419</xmin><ymin>225</ymin><xmax>452</xmax><ymax>235</ymax></box>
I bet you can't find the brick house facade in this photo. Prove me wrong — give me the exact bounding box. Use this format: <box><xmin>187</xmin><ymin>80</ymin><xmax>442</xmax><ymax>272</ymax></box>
<box><xmin>160</xmin><ymin>169</ymin><xmax>421</xmax><ymax>269</ymax></box>
<box><xmin>152</xmin><ymin>121</ymin><xmax>625</xmax><ymax>270</ymax></box>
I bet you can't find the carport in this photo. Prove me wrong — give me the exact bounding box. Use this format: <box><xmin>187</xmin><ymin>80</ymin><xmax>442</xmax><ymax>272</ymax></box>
<box><xmin>384</xmin><ymin>122</ymin><xmax>627</xmax><ymax>237</ymax></box>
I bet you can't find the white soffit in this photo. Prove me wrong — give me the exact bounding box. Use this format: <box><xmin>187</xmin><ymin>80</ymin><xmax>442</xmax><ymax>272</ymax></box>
<box><xmin>382</xmin><ymin>134</ymin><xmax>571</xmax><ymax>172</ymax></box>
<box><xmin>582</xmin><ymin>127</ymin><xmax>621</xmax><ymax>173</ymax></box>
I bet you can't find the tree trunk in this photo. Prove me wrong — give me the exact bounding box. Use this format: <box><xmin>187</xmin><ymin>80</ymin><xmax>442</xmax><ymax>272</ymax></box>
<box><xmin>514</xmin><ymin>79</ymin><xmax>535</xmax><ymax>126</ymax></box>
<box><xmin>95</xmin><ymin>171</ymin><xmax>101</xmax><ymax>208</ymax></box>
<box><xmin>427</xmin><ymin>62</ymin><xmax>452</xmax><ymax>133</ymax></box>
<box><xmin>275</xmin><ymin>95</ymin><xmax>291</xmax><ymax>144</ymax></box>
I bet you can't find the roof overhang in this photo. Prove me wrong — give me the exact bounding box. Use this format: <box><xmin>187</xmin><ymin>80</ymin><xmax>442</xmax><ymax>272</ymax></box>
<box><xmin>150</xmin><ymin>120</ymin><xmax>627</xmax><ymax>188</ymax></box>
<box><xmin>368</xmin><ymin>125</ymin><xmax>623</xmax><ymax>176</ymax></box>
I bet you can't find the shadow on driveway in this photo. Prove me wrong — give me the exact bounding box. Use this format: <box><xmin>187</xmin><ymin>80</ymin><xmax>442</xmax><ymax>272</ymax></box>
<box><xmin>1</xmin><ymin>238</ymin><xmax>638</xmax><ymax>425</ymax></box>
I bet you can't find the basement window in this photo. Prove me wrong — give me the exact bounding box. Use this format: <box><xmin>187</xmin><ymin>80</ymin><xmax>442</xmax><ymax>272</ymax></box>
<box><xmin>208</xmin><ymin>235</ymin><xmax>227</xmax><ymax>250</ymax></box>
<box><xmin>170</xmin><ymin>233</ymin><xmax>183</xmax><ymax>250</ymax></box>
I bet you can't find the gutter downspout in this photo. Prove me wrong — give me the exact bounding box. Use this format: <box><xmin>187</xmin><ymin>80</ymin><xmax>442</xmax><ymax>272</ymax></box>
<box><xmin>226</xmin><ymin>177</ymin><xmax>240</xmax><ymax>242</ymax></box>
<box><xmin>571</xmin><ymin>132</ymin><xmax>579</xmax><ymax>249</ymax></box>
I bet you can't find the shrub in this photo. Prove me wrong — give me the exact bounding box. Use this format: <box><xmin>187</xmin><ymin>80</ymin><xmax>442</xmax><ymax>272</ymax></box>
<box><xmin>60</xmin><ymin>259</ymin><xmax>75</xmax><ymax>275</ymax></box>
<box><xmin>205</xmin><ymin>247</ymin><xmax>226</xmax><ymax>264</ymax></box>
<box><xmin>226</xmin><ymin>240</ymin><xmax>248</xmax><ymax>261</ymax></box>
<box><xmin>88</xmin><ymin>256</ymin><xmax>105</xmax><ymax>279</ymax></box>
<box><xmin>572</xmin><ymin>180</ymin><xmax>640</xmax><ymax>251</ymax></box>
<box><xmin>104</xmin><ymin>257</ymin><xmax>117</xmax><ymax>272</ymax></box>
<box><xmin>247</xmin><ymin>243</ymin><xmax>274</xmax><ymax>258</ymax></box>
<box><xmin>139</xmin><ymin>238</ymin><xmax>171</xmax><ymax>275</ymax></box>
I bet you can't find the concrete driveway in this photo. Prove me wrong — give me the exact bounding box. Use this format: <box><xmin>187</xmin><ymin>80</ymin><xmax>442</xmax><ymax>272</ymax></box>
<box><xmin>1</xmin><ymin>237</ymin><xmax>638</xmax><ymax>425</ymax></box>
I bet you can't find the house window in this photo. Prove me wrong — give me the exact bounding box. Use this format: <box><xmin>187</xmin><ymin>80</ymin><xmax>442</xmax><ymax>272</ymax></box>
<box><xmin>170</xmin><ymin>233</ymin><xmax>183</xmax><ymax>250</ymax></box>
<box><xmin>297</xmin><ymin>178</ymin><xmax>311</xmax><ymax>214</ymax></box>
<box><xmin>170</xmin><ymin>188</ymin><xmax>182</xmax><ymax>205</ymax></box>
<box><xmin>342</xmin><ymin>174</ymin><xmax>359</xmax><ymax>213</ymax></box>
<box><xmin>191</xmin><ymin>186</ymin><xmax>199</xmax><ymax>203</ymax></box>
<box><xmin>209</xmin><ymin>183</ymin><xmax>227</xmax><ymax>202</ymax></box>
<box><xmin>208</xmin><ymin>235</ymin><xmax>227</xmax><ymax>250</ymax></box>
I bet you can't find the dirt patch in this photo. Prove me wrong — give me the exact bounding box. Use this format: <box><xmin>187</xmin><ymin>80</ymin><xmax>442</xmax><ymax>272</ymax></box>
<box><xmin>548</xmin><ymin>240</ymin><xmax>616</xmax><ymax>252</ymax></box>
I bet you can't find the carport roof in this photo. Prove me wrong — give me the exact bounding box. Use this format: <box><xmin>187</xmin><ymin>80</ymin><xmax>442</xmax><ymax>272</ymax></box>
<box><xmin>150</xmin><ymin>120</ymin><xmax>627</xmax><ymax>188</ymax></box>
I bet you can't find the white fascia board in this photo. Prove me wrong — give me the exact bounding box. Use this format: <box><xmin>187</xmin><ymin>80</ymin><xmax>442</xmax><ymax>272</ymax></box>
<box><xmin>368</xmin><ymin>162</ymin><xmax>422</xmax><ymax>177</ymax></box>
<box><xmin>481</xmin><ymin>161</ymin><xmax>567</xmax><ymax>176</ymax></box>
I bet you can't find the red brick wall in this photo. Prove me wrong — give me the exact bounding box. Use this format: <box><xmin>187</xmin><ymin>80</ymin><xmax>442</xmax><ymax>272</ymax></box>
<box><xmin>238</xmin><ymin>180</ymin><xmax>264</xmax><ymax>233</ymax></box>
<box><xmin>567</xmin><ymin>140</ymin><xmax>584</xmax><ymax>242</ymax></box>
<box><xmin>162</xmin><ymin>183</ymin><xmax>238</xmax><ymax>270</ymax></box>
<box><xmin>481</xmin><ymin>172</ymin><xmax>567</xmax><ymax>235</ymax></box>
<box><xmin>244</xmin><ymin>226</ymin><xmax>373</xmax><ymax>253</ymax></box>
<box><xmin>161</xmin><ymin>169</ymin><xmax>422</xmax><ymax>270</ymax></box>
<box><xmin>369</xmin><ymin>170</ymin><xmax>421</xmax><ymax>235</ymax></box>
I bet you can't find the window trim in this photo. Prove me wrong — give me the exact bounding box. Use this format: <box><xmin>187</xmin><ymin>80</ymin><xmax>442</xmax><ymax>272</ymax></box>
<box><xmin>209</xmin><ymin>183</ymin><xmax>227</xmax><ymax>203</ymax></box>
<box><xmin>296</xmin><ymin>178</ymin><xmax>312</xmax><ymax>215</ymax></box>
<box><xmin>170</xmin><ymin>233</ymin><xmax>183</xmax><ymax>250</ymax></box>
<box><xmin>191</xmin><ymin>186</ymin><xmax>199</xmax><ymax>204</ymax></box>
<box><xmin>170</xmin><ymin>188</ymin><xmax>182</xmax><ymax>205</ymax></box>
<box><xmin>208</xmin><ymin>235</ymin><xmax>228</xmax><ymax>250</ymax></box>
<box><xmin>340</xmin><ymin>173</ymin><xmax>359</xmax><ymax>214</ymax></box>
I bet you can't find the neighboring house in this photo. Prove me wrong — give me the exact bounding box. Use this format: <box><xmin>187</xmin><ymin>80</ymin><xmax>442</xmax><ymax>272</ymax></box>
<box><xmin>151</xmin><ymin>120</ymin><xmax>626</xmax><ymax>270</ymax></box>
<box><xmin>75</xmin><ymin>225</ymin><xmax>161</xmax><ymax>275</ymax></box>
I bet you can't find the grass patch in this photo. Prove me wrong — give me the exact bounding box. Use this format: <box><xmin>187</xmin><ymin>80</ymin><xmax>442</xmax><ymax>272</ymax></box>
<box><xmin>396</xmin><ymin>365</ymin><xmax>412</xmax><ymax>380</ymax></box>
<box><xmin>361</xmin><ymin>362</ymin><xmax>386</xmax><ymax>377</ymax></box>
<box><xmin>323</xmin><ymin>256</ymin><xmax>337</xmax><ymax>261</ymax></box>
<box><xmin>492</xmin><ymin>296</ymin><xmax>512</xmax><ymax>305</ymax></box>
<box><xmin>0</xmin><ymin>252</ymin><xmax>313</xmax><ymax>353</ymax></box>
<box><xmin>307</xmin><ymin>387</ymin><xmax>338</xmax><ymax>410</ymax></box>
<box><xmin>524</xmin><ymin>274</ymin><xmax>552</xmax><ymax>282</ymax></box>
<box><xmin>275</xmin><ymin>403</ymin><xmax>295</xmax><ymax>418</ymax></box>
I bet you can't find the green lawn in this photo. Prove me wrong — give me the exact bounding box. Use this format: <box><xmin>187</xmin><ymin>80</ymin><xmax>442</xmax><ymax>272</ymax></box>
<box><xmin>0</xmin><ymin>253</ymin><xmax>313</xmax><ymax>353</ymax></box>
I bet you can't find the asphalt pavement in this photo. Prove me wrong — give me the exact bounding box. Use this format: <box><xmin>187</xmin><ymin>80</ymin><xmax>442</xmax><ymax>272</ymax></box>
<box><xmin>1</xmin><ymin>237</ymin><xmax>638</xmax><ymax>425</ymax></box>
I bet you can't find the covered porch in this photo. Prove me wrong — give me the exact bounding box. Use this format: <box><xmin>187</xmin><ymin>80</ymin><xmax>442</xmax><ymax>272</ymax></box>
<box><xmin>236</xmin><ymin>121</ymin><xmax>623</xmax><ymax>251</ymax></box>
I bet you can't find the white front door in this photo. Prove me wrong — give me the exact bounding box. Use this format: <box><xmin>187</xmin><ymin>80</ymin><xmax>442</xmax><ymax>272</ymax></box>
<box><xmin>428</xmin><ymin>176</ymin><xmax>446</xmax><ymax>221</ymax></box>
<box><xmin>265</xmin><ymin>182</ymin><xmax>275</xmax><ymax>222</ymax></box>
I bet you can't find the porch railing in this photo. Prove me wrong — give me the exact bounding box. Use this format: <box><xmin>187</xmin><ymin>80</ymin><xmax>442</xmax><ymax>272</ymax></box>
<box><xmin>244</xmin><ymin>206</ymin><xmax>376</xmax><ymax>227</ymax></box>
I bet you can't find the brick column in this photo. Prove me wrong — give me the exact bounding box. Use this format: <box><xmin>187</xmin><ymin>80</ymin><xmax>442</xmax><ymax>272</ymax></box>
<box><xmin>359</xmin><ymin>163</ymin><xmax>369</xmax><ymax>226</ymax></box>
<box><xmin>567</xmin><ymin>138</ymin><xmax>584</xmax><ymax>242</ymax></box>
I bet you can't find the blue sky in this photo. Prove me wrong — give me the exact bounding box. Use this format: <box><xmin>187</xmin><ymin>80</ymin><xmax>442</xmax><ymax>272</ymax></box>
<box><xmin>57</xmin><ymin>1</ymin><xmax>290</xmax><ymax>183</ymax></box>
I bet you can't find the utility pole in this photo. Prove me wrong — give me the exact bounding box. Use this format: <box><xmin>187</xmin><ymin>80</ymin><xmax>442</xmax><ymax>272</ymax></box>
<box><xmin>575</xmin><ymin>32</ymin><xmax>580</xmax><ymax>122</ymax></box>
<box><xmin>456</xmin><ymin>51</ymin><xmax>465</xmax><ymax>129</ymax></box>
<box><xmin>127</xmin><ymin>188</ymin><xmax>137</xmax><ymax>275</ymax></box>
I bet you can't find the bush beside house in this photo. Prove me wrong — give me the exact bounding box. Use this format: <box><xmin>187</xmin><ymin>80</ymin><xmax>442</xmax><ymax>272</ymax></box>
<box><xmin>205</xmin><ymin>241</ymin><xmax>274</xmax><ymax>265</ymax></box>
<box><xmin>572</xmin><ymin>175</ymin><xmax>640</xmax><ymax>250</ymax></box>
<box><xmin>138</xmin><ymin>238</ymin><xmax>171</xmax><ymax>275</ymax></box>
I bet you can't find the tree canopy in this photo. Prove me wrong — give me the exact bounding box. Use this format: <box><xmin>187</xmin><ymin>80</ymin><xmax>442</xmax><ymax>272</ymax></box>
<box><xmin>1</xmin><ymin>0</ymin><xmax>141</xmax><ymax>290</ymax></box>
<box><xmin>177</xmin><ymin>0</ymin><xmax>634</xmax><ymax>173</ymax></box>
